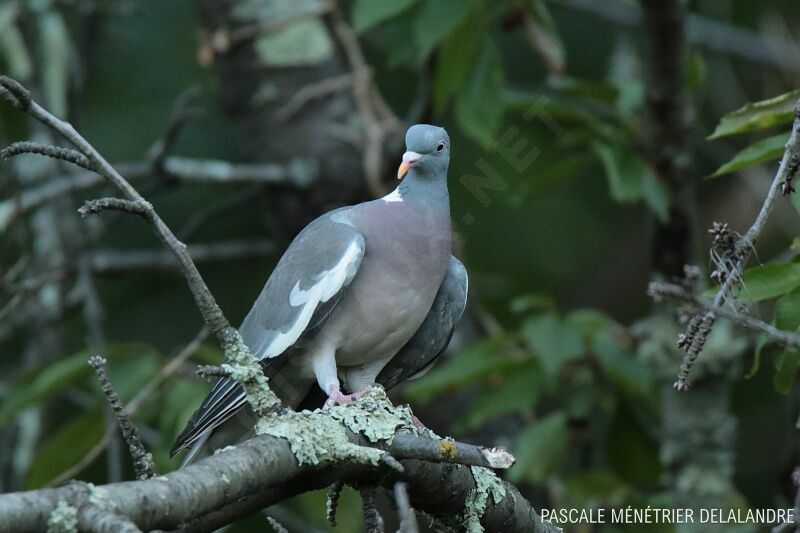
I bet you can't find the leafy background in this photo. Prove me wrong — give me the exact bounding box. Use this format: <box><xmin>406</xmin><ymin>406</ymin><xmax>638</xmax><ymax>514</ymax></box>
<box><xmin>2</xmin><ymin>0</ymin><xmax>800</xmax><ymax>531</ymax></box>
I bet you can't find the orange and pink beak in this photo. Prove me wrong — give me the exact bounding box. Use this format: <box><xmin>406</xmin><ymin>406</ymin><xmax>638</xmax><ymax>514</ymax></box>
<box><xmin>397</xmin><ymin>151</ymin><xmax>421</xmax><ymax>179</ymax></box>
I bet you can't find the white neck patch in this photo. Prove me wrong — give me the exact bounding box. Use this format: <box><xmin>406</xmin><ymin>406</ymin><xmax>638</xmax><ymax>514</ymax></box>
<box><xmin>382</xmin><ymin>188</ymin><xmax>403</xmax><ymax>203</ymax></box>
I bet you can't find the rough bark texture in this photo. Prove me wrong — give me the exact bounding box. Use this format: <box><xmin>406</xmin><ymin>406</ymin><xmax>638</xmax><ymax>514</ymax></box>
<box><xmin>0</xmin><ymin>432</ymin><xmax>557</xmax><ymax>533</ymax></box>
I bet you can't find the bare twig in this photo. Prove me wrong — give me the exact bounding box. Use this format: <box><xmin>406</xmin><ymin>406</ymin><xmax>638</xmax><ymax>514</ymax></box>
<box><xmin>326</xmin><ymin>481</ymin><xmax>344</xmax><ymax>527</ymax></box>
<box><xmin>0</xmin><ymin>75</ymin><xmax>238</xmax><ymax>345</ymax></box>
<box><xmin>1</xmin><ymin>141</ymin><xmax>91</xmax><ymax>170</ymax></box>
<box><xmin>88</xmin><ymin>356</ymin><xmax>157</xmax><ymax>480</ymax></box>
<box><xmin>265</xmin><ymin>516</ymin><xmax>288</xmax><ymax>533</ymax></box>
<box><xmin>394</xmin><ymin>482</ymin><xmax>419</xmax><ymax>533</ymax></box>
<box><xmin>0</xmin><ymin>157</ymin><xmax>313</xmax><ymax>232</ymax></box>
<box><xmin>327</xmin><ymin>2</ymin><xmax>402</xmax><ymax>196</ymax></box>
<box><xmin>670</xmin><ymin>101</ymin><xmax>800</xmax><ymax>390</ymax></box>
<box><xmin>79</xmin><ymin>197</ymin><xmax>151</xmax><ymax>219</ymax></box>
<box><xmin>88</xmin><ymin>240</ymin><xmax>275</xmax><ymax>274</ymax></box>
<box><xmin>550</xmin><ymin>0</ymin><xmax>800</xmax><ymax>71</ymax></box>
<box><xmin>389</xmin><ymin>433</ymin><xmax>516</xmax><ymax>470</ymax></box>
<box><xmin>47</xmin><ymin>328</ymin><xmax>209</xmax><ymax>487</ymax></box>
<box><xmin>648</xmin><ymin>281</ymin><xmax>800</xmax><ymax>351</ymax></box>
<box><xmin>203</xmin><ymin>0</ymin><xmax>334</xmax><ymax>56</ymax></box>
<box><xmin>274</xmin><ymin>74</ymin><xmax>353</xmax><ymax>122</ymax></box>
<box><xmin>360</xmin><ymin>487</ymin><xmax>385</xmax><ymax>533</ymax></box>
<box><xmin>146</xmin><ymin>86</ymin><xmax>203</xmax><ymax>173</ymax></box>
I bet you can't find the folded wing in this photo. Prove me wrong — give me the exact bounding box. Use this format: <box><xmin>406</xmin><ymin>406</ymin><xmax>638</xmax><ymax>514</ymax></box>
<box><xmin>376</xmin><ymin>255</ymin><xmax>468</xmax><ymax>389</ymax></box>
<box><xmin>171</xmin><ymin>216</ymin><xmax>365</xmax><ymax>456</ymax></box>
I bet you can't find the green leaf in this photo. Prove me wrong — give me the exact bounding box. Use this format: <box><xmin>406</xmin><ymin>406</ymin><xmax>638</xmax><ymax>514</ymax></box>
<box><xmin>26</xmin><ymin>412</ymin><xmax>105</xmax><ymax>488</ymax></box>
<box><xmin>775</xmin><ymin>287</ymin><xmax>800</xmax><ymax>330</ymax></box>
<box><xmin>593</xmin><ymin>334</ymin><xmax>654</xmax><ymax>397</ymax></box>
<box><xmin>606</xmin><ymin>402</ymin><xmax>660</xmax><ymax>485</ymax></box>
<box><xmin>591</xmin><ymin>142</ymin><xmax>656</xmax><ymax>206</ymax></box>
<box><xmin>0</xmin><ymin>343</ymin><xmax>161</xmax><ymax>428</ymax></box>
<box><xmin>641</xmin><ymin>170</ymin><xmax>671</xmax><ymax>223</ymax></box>
<box><xmin>563</xmin><ymin>470</ymin><xmax>629</xmax><ymax>508</ymax></box>
<box><xmin>509</xmin><ymin>412</ymin><xmax>568</xmax><ymax>484</ymax></box>
<box><xmin>709</xmin><ymin>132</ymin><xmax>790</xmax><ymax>178</ymax></box>
<box><xmin>456</xmin><ymin>364</ymin><xmax>545</xmax><ymax>431</ymax></box>
<box><xmin>351</xmin><ymin>0</ymin><xmax>419</xmax><ymax>33</ymax></box>
<box><xmin>0</xmin><ymin>352</ymin><xmax>91</xmax><ymax>428</ymax></box>
<box><xmin>733</xmin><ymin>263</ymin><xmax>800</xmax><ymax>302</ymax></box>
<box><xmin>455</xmin><ymin>38</ymin><xmax>505</xmax><ymax>146</ymax></box>
<box><xmin>521</xmin><ymin>313</ymin><xmax>584</xmax><ymax>376</ymax></box>
<box><xmin>404</xmin><ymin>335</ymin><xmax>524</xmax><ymax>402</ymax></box>
<box><xmin>709</xmin><ymin>89</ymin><xmax>800</xmax><ymax>139</ymax></box>
<box><xmin>509</xmin><ymin>294</ymin><xmax>555</xmax><ymax>314</ymax></box>
<box><xmin>745</xmin><ymin>334</ymin><xmax>770</xmax><ymax>379</ymax></box>
<box><xmin>433</xmin><ymin>4</ymin><xmax>484</xmax><ymax>111</ymax></box>
<box><xmin>774</xmin><ymin>349</ymin><xmax>800</xmax><ymax>394</ymax></box>
<box><xmin>413</xmin><ymin>0</ymin><xmax>473</xmax><ymax>59</ymax></box>
<box><xmin>523</xmin><ymin>0</ymin><xmax>566</xmax><ymax>74</ymax></box>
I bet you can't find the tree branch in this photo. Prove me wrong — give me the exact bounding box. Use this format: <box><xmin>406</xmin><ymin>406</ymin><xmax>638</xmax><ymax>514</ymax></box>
<box><xmin>648</xmin><ymin>281</ymin><xmax>800</xmax><ymax>351</ymax></box>
<box><xmin>0</xmin><ymin>430</ymin><xmax>555</xmax><ymax>533</ymax></box>
<box><xmin>88</xmin><ymin>356</ymin><xmax>156</xmax><ymax>480</ymax></box>
<box><xmin>670</xmin><ymin>101</ymin><xmax>800</xmax><ymax>390</ymax></box>
<box><xmin>0</xmin><ymin>141</ymin><xmax>91</xmax><ymax>170</ymax></box>
<box><xmin>0</xmin><ymin>75</ymin><xmax>238</xmax><ymax>345</ymax></box>
<box><xmin>394</xmin><ymin>482</ymin><xmax>420</xmax><ymax>533</ymax></box>
<box><xmin>46</xmin><ymin>328</ymin><xmax>209</xmax><ymax>487</ymax></box>
<box><xmin>551</xmin><ymin>0</ymin><xmax>800</xmax><ymax>71</ymax></box>
<box><xmin>0</xmin><ymin>157</ymin><xmax>313</xmax><ymax>233</ymax></box>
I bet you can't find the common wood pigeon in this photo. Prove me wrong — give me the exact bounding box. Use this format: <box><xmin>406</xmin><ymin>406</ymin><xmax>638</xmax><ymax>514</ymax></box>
<box><xmin>171</xmin><ymin>124</ymin><xmax>468</xmax><ymax>462</ymax></box>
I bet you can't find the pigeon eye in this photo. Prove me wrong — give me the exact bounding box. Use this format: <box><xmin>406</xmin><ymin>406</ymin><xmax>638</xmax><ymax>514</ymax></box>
<box><xmin>436</xmin><ymin>141</ymin><xmax>445</xmax><ymax>153</ymax></box>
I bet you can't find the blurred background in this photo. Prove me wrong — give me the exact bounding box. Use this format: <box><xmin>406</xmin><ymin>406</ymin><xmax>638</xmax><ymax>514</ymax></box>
<box><xmin>1</xmin><ymin>0</ymin><xmax>800</xmax><ymax>531</ymax></box>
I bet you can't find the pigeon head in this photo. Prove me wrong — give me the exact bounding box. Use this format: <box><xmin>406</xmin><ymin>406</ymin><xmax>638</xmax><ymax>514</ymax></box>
<box><xmin>397</xmin><ymin>124</ymin><xmax>450</xmax><ymax>180</ymax></box>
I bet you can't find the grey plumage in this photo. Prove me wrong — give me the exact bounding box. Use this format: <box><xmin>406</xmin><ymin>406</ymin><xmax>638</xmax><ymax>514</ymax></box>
<box><xmin>376</xmin><ymin>256</ymin><xmax>468</xmax><ymax>389</ymax></box>
<box><xmin>172</xmin><ymin>124</ymin><xmax>467</xmax><ymax>461</ymax></box>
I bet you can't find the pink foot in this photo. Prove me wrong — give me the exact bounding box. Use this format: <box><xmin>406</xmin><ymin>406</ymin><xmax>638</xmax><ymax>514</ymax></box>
<box><xmin>324</xmin><ymin>385</ymin><xmax>372</xmax><ymax>406</ymax></box>
<box><xmin>412</xmin><ymin>415</ymin><xmax>429</xmax><ymax>430</ymax></box>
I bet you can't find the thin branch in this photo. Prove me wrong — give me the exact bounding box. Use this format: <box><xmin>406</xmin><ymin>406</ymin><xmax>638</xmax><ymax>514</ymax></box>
<box><xmin>47</xmin><ymin>328</ymin><xmax>209</xmax><ymax>487</ymax></box>
<box><xmin>394</xmin><ymin>482</ymin><xmax>419</xmax><ymax>533</ymax></box>
<box><xmin>326</xmin><ymin>481</ymin><xmax>344</xmax><ymax>527</ymax></box>
<box><xmin>0</xmin><ymin>157</ymin><xmax>313</xmax><ymax>233</ymax></box>
<box><xmin>0</xmin><ymin>75</ymin><xmax>237</xmax><ymax>345</ymax></box>
<box><xmin>204</xmin><ymin>0</ymin><xmax>334</xmax><ymax>55</ymax></box>
<box><xmin>389</xmin><ymin>433</ymin><xmax>516</xmax><ymax>470</ymax></box>
<box><xmin>274</xmin><ymin>74</ymin><xmax>353</xmax><ymax>122</ymax></box>
<box><xmin>265</xmin><ymin>516</ymin><xmax>288</xmax><ymax>533</ymax></box>
<box><xmin>327</xmin><ymin>2</ymin><xmax>402</xmax><ymax>196</ymax></box>
<box><xmin>550</xmin><ymin>0</ymin><xmax>800</xmax><ymax>71</ymax></box>
<box><xmin>88</xmin><ymin>356</ymin><xmax>157</xmax><ymax>480</ymax></box>
<box><xmin>648</xmin><ymin>281</ymin><xmax>800</xmax><ymax>351</ymax></box>
<box><xmin>87</xmin><ymin>240</ymin><xmax>275</xmax><ymax>274</ymax></box>
<box><xmin>146</xmin><ymin>86</ymin><xmax>204</xmax><ymax>173</ymax></box>
<box><xmin>1</xmin><ymin>141</ymin><xmax>92</xmax><ymax>170</ymax></box>
<box><xmin>79</xmin><ymin>197</ymin><xmax>152</xmax><ymax>219</ymax></box>
<box><xmin>361</xmin><ymin>487</ymin><xmax>385</xmax><ymax>533</ymax></box>
<box><xmin>670</xmin><ymin>101</ymin><xmax>800</xmax><ymax>390</ymax></box>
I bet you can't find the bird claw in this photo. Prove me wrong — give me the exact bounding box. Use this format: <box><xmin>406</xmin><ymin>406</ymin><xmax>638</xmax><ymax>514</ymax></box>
<box><xmin>324</xmin><ymin>385</ymin><xmax>374</xmax><ymax>407</ymax></box>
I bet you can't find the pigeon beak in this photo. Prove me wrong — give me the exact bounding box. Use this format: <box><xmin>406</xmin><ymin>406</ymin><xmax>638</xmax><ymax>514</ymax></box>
<box><xmin>397</xmin><ymin>151</ymin><xmax>421</xmax><ymax>179</ymax></box>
